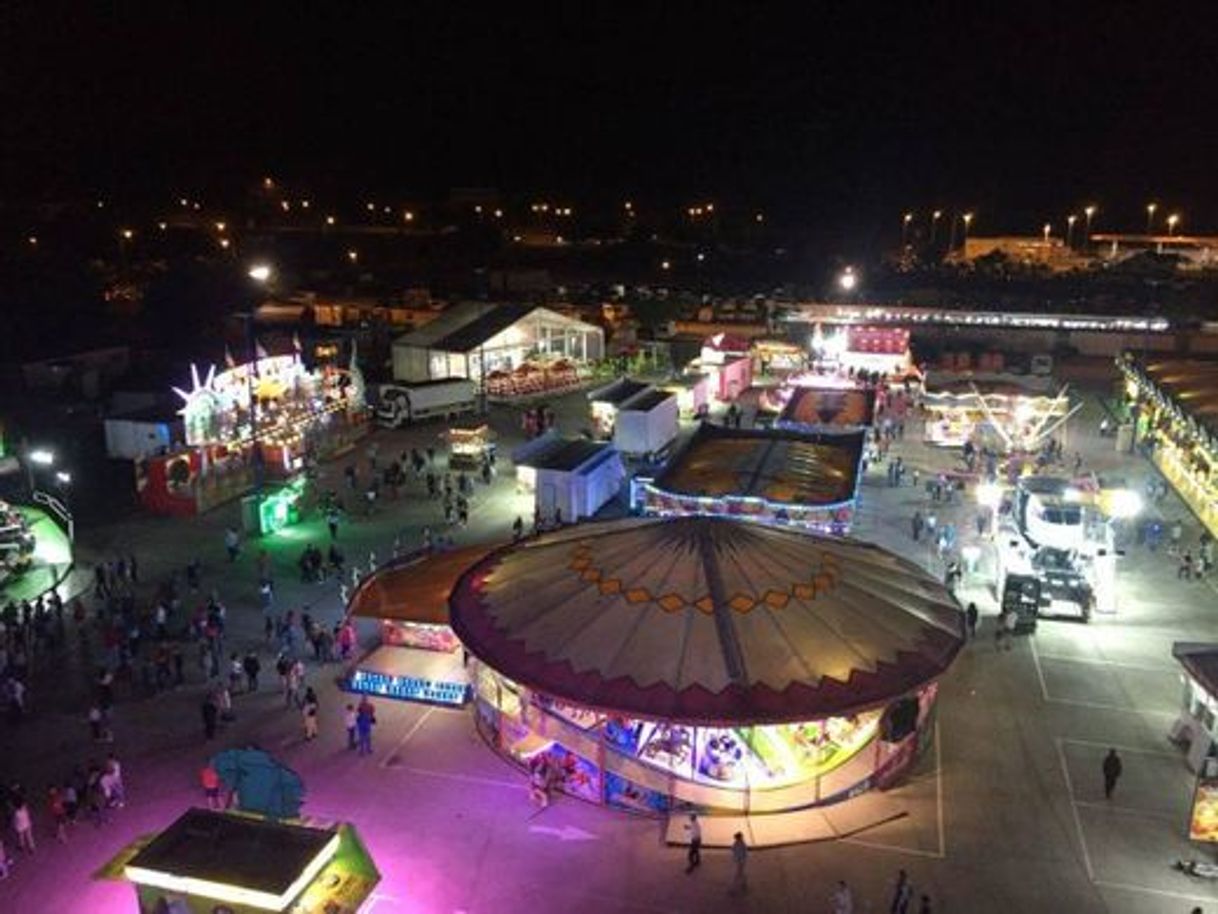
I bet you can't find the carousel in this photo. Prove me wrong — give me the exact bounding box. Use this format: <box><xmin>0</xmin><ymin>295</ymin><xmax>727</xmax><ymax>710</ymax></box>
<box><xmin>451</xmin><ymin>516</ymin><xmax>963</xmax><ymax>814</ymax></box>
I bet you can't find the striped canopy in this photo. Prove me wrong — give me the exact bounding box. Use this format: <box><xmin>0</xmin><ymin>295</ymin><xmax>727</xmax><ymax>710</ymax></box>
<box><xmin>450</xmin><ymin>517</ymin><xmax>964</xmax><ymax>725</ymax></box>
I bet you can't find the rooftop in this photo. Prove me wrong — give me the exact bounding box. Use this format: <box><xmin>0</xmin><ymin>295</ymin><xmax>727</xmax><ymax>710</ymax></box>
<box><xmin>1137</xmin><ymin>356</ymin><xmax>1218</xmax><ymax>438</ymax></box>
<box><xmin>589</xmin><ymin>377</ymin><xmax>650</xmax><ymax>406</ymax></box>
<box><xmin>653</xmin><ymin>423</ymin><xmax>863</xmax><ymax>506</ymax></box>
<box><xmin>778</xmin><ymin>386</ymin><xmax>876</xmax><ymax>428</ymax></box>
<box><xmin>620</xmin><ymin>389</ymin><xmax>676</xmax><ymax>413</ymax></box>
<box><xmin>518</xmin><ymin>437</ymin><xmax>615</xmax><ymax>473</ymax></box>
<box><xmin>125</xmin><ymin>809</ymin><xmax>337</xmax><ymax>901</ymax></box>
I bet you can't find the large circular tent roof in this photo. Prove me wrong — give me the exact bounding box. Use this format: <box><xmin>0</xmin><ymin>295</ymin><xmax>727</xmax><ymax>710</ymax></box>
<box><xmin>450</xmin><ymin>517</ymin><xmax>964</xmax><ymax>725</ymax></box>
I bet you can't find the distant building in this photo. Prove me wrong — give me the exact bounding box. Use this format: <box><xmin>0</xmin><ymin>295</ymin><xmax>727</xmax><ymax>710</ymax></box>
<box><xmin>1091</xmin><ymin>233</ymin><xmax>1218</xmax><ymax>268</ymax></box>
<box><xmin>951</xmin><ymin>236</ymin><xmax>1080</xmax><ymax>270</ymax></box>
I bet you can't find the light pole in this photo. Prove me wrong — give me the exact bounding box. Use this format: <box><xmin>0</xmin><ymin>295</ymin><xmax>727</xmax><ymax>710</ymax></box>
<box><xmin>962</xmin><ymin>212</ymin><xmax>974</xmax><ymax>250</ymax></box>
<box><xmin>1066</xmin><ymin>214</ymin><xmax>1077</xmax><ymax>249</ymax></box>
<box><xmin>901</xmin><ymin>212</ymin><xmax>913</xmax><ymax>247</ymax></box>
<box><xmin>1146</xmin><ymin>202</ymin><xmax>1157</xmax><ymax>234</ymax></box>
<box><xmin>931</xmin><ymin>210</ymin><xmax>942</xmax><ymax>245</ymax></box>
<box><xmin>1043</xmin><ymin>222</ymin><xmax>1052</xmax><ymax>244</ymax></box>
<box><xmin>25</xmin><ymin>447</ymin><xmax>54</xmax><ymax>497</ymax></box>
<box><xmin>1167</xmin><ymin>213</ymin><xmax>1180</xmax><ymax>237</ymax></box>
<box><xmin>1084</xmin><ymin>204</ymin><xmax>1096</xmax><ymax>243</ymax></box>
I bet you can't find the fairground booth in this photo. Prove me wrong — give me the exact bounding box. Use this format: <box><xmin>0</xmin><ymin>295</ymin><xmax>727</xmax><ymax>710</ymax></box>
<box><xmin>922</xmin><ymin>379</ymin><xmax>1074</xmax><ymax>452</ymax></box>
<box><xmin>104</xmin><ymin>809</ymin><xmax>379</xmax><ymax>914</ymax></box>
<box><xmin>631</xmin><ymin>423</ymin><xmax>865</xmax><ymax>534</ymax></box>
<box><xmin>511</xmin><ymin>431</ymin><xmax>626</xmax><ymax>523</ymax></box>
<box><xmin>811</xmin><ymin>325</ymin><xmax>914</xmax><ymax>380</ymax></box>
<box><xmin>451</xmin><ymin>517</ymin><xmax>963</xmax><ymax>815</ymax></box>
<box><xmin>137</xmin><ymin>345</ymin><xmax>367</xmax><ymax>517</ymax></box>
<box><xmin>686</xmin><ymin>333</ymin><xmax>754</xmax><ymax>402</ymax></box>
<box><xmin>588</xmin><ymin>378</ymin><xmax>650</xmax><ymax>436</ymax></box>
<box><xmin>1120</xmin><ymin>354</ymin><xmax>1218</xmax><ymax>537</ymax></box>
<box><xmin>772</xmin><ymin>383</ymin><xmax>877</xmax><ymax>433</ymax></box>
<box><xmin>1171</xmin><ymin>643</ymin><xmax>1218</xmax><ymax>774</ymax></box>
<box><xmin>344</xmin><ymin>546</ymin><xmax>492</xmax><ymax>706</ymax></box>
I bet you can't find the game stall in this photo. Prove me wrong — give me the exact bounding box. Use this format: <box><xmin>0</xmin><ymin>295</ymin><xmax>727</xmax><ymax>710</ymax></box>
<box><xmin>136</xmin><ymin>346</ymin><xmax>367</xmax><ymax>516</ymax></box>
<box><xmin>450</xmin><ymin>517</ymin><xmax>962</xmax><ymax>815</ymax></box>
<box><xmin>631</xmin><ymin>423</ymin><xmax>865</xmax><ymax>534</ymax></box>
<box><xmin>511</xmin><ymin>432</ymin><xmax>626</xmax><ymax>523</ymax></box>
<box><xmin>102</xmin><ymin>808</ymin><xmax>379</xmax><ymax>914</ymax></box>
<box><xmin>613</xmin><ymin>388</ymin><xmax>680</xmax><ymax>457</ymax></box>
<box><xmin>1120</xmin><ymin>354</ymin><xmax>1218</xmax><ymax>538</ymax></box>
<box><xmin>344</xmin><ymin>546</ymin><xmax>495</xmax><ymax>706</ymax></box>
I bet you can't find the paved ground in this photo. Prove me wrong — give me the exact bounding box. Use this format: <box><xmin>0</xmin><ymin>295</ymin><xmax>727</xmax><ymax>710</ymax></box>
<box><xmin>2</xmin><ymin>380</ymin><xmax>1217</xmax><ymax>914</ymax></box>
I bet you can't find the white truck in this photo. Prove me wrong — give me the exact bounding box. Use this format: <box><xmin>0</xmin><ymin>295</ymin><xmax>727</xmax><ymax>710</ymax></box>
<box><xmin>375</xmin><ymin>379</ymin><xmax>478</xmax><ymax>427</ymax></box>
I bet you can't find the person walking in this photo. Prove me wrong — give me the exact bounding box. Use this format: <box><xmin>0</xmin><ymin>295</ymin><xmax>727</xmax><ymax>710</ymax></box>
<box><xmin>356</xmin><ymin>697</ymin><xmax>376</xmax><ymax>756</ymax></box>
<box><xmin>47</xmin><ymin>787</ymin><xmax>68</xmax><ymax>843</ymax></box>
<box><xmin>965</xmin><ymin>603</ymin><xmax>979</xmax><ymax>640</ymax></box>
<box><xmin>302</xmin><ymin>687</ymin><xmax>319</xmax><ymax>740</ymax></box>
<box><xmin>224</xmin><ymin>526</ymin><xmax>240</xmax><ymax>562</ymax></box>
<box><xmin>344</xmin><ymin>704</ymin><xmax>358</xmax><ymax>750</ymax></box>
<box><xmin>911</xmin><ymin>511</ymin><xmax>924</xmax><ymax>542</ymax></box>
<box><xmin>729</xmin><ymin>831</ymin><xmax>748</xmax><ymax>895</ymax></box>
<box><xmin>891</xmin><ymin>869</ymin><xmax>913</xmax><ymax>914</ymax></box>
<box><xmin>200</xmin><ymin>762</ymin><xmax>222</xmax><ymax>810</ymax></box>
<box><xmin>243</xmin><ymin>651</ymin><xmax>261</xmax><ymax>692</ymax></box>
<box><xmin>683</xmin><ymin>813</ymin><xmax>702</xmax><ymax>874</ymax></box>
<box><xmin>105</xmin><ymin>753</ymin><xmax>125</xmax><ymax>808</ymax></box>
<box><xmin>830</xmin><ymin>880</ymin><xmax>854</xmax><ymax>914</ymax></box>
<box><xmin>1102</xmin><ymin>748</ymin><xmax>1122</xmax><ymax>799</ymax></box>
<box><xmin>286</xmin><ymin>658</ymin><xmax>304</xmax><ymax>708</ymax></box>
<box><xmin>202</xmin><ymin>693</ymin><xmax>219</xmax><ymax>741</ymax></box>
<box><xmin>12</xmin><ymin>799</ymin><xmax>34</xmax><ymax>853</ymax></box>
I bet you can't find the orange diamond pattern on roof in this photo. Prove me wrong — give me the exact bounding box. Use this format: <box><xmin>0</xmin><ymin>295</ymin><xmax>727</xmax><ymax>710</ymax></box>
<box><xmin>626</xmin><ymin>588</ymin><xmax>651</xmax><ymax>604</ymax></box>
<box><xmin>793</xmin><ymin>582</ymin><xmax>816</xmax><ymax>600</ymax></box>
<box><xmin>695</xmin><ymin>596</ymin><xmax>714</xmax><ymax>613</ymax></box>
<box><xmin>599</xmin><ymin>578</ymin><xmax>622</xmax><ymax>594</ymax></box>
<box><xmin>729</xmin><ymin>594</ymin><xmax>756</xmax><ymax>612</ymax></box>
<box><xmin>764</xmin><ymin>590</ymin><xmax>790</xmax><ymax>609</ymax></box>
<box><xmin>581</xmin><ymin>568</ymin><xmax>602</xmax><ymax>582</ymax></box>
<box><xmin>658</xmin><ymin>594</ymin><xmax>685</xmax><ymax>612</ymax></box>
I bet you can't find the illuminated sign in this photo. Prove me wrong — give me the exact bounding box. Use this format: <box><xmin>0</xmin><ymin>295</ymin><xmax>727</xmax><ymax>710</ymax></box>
<box><xmin>348</xmin><ymin>668</ymin><xmax>470</xmax><ymax>706</ymax></box>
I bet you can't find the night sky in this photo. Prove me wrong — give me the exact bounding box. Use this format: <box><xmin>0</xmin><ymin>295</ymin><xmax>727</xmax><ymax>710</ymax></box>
<box><xmin>4</xmin><ymin>4</ymin><xmax>1218</xmax><ymax>233</ymax></box>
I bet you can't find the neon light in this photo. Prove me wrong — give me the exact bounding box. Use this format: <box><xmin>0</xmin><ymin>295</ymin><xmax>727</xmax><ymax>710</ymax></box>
<box><xmin>348</xmin><ymin>669</ymin><xmax>470</xmax><ymax>706</ymax></box>
<box><xmin>125</xmin><ymin>832</ymin><xmax>340</xmax><ymax>911</ymax></box>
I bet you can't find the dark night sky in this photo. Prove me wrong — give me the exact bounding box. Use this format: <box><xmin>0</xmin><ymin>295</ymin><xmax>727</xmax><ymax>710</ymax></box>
<box><xmin>4</xmin><ymin>3</ymin><xmax>1218</xmax><ymax>233</ymax></box>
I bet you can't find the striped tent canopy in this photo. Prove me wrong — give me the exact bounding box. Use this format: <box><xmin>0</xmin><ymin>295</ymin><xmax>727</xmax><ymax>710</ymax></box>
<box><xmin>450</xmin><ymin>517</ymin><xmax>964</xmax><ymax>725</ymax></box>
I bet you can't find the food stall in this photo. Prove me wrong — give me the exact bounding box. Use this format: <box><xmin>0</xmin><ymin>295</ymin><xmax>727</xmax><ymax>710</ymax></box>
<box><xmin>750</xmin><ymin>339</ymin><xmax>806</xmax><ymax>375</ymax></box>
<box><xmin>443</xmin><ymin>424</ymin><xmax>496</xmax><ymax>469</ymax></box>
<box><xmin>102</xmin><ymin>809</ymin><xmax>379</xmax><ymax>914</ymax></box>
<box><xmin>451</xmin><ymin>516</ymin><xmax>962</xmax><ymax>815</ymax></box>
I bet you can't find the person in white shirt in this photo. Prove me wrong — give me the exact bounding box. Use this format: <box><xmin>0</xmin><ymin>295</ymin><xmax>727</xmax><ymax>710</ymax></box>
<box><xmin>684</xmin><ymin>813</ymin><xmax>702</xmax><ymax>873</ymax></box>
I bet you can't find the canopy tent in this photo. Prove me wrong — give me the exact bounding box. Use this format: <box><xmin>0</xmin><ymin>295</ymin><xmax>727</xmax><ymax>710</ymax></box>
<box><xmin>451</xmin><ymin>516</ymin><xmax>963</xmax><ymax>725</ymax></box>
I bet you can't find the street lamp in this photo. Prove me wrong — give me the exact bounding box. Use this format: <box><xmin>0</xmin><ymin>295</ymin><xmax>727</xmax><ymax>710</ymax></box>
<box><xmin>931</xmin><ymin>210</ymin><xmax>942</xmax><ymax>244</ymax></box>
<box><xmin>1167</xmin><ymin>213</ymin><xmax>1180</xmax><ymax>236</ymax></box>
<box><xmin>961</xmin><ymin>212</ymin><xmax>974</xmax><ymax>249</ymax></box>
<box><xmin>837</xmin><ymin>266</ymin><xmax>858</xmax><ymax>292</ymax></box>
<box><xmin>1066</xmin><ymin>214</ymin><xmax>1077</xmax><ymax>248</ymax></box>
<box><xmin>55</xmin><ymin>471</ymin><xmax>71</xmax><ymax>485</ymax></box>
<box><xmin>1084</xmin><ymin>204</ymin><xmax>1096</xmax><ymax>240</ymax></box>
<box><xmin>29</xmin><ymin>449</ymin><xmax>54</xmax><ymax>466</ymax></box>
<box><xmin>901</xmin><ymin>212</ymin><xmax>913</xmax><ymax>246</ymax></box>
<box><xmin>1043</xmin><ymin>222</ymin><xmax>1052</xmax><ymax>244</ymax></box>
<box><xmin>347</xmin><ymin>249</ymin><xmax>358</xmax><ymax>263</ymax></box>
<box><xmin>1146</xmin><ymin>202</ymin><xmax>1157</xmax><ymax>233</ymax></box>
<box><xmin>247</xmin><ymin>264</ymin><xmax>273</xmax><ymax>283</ymax></box>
